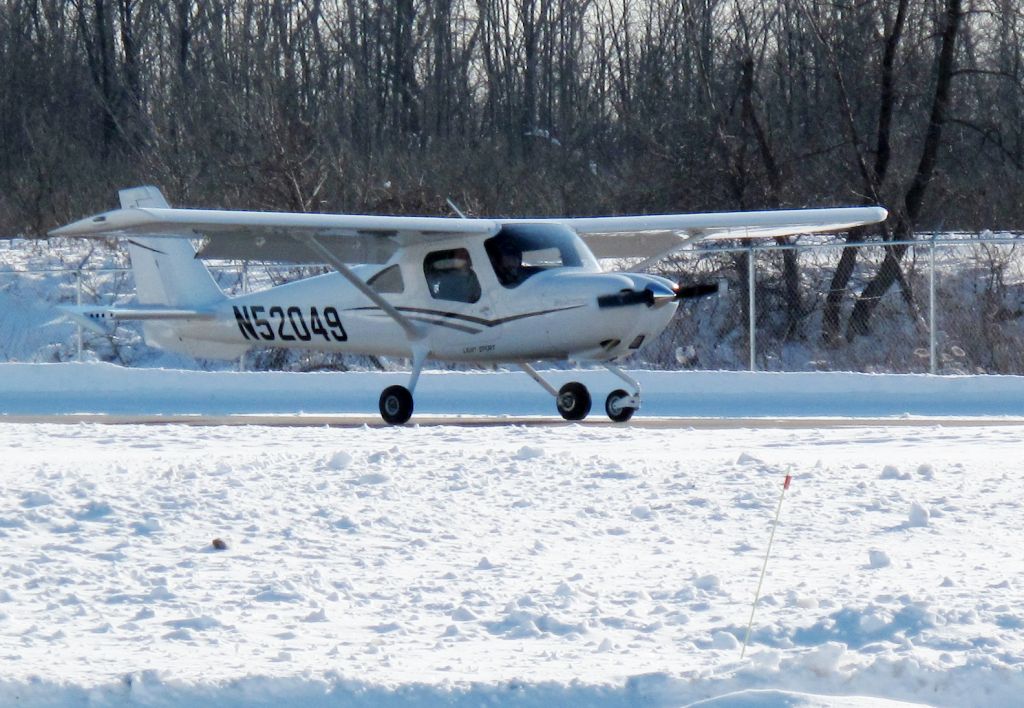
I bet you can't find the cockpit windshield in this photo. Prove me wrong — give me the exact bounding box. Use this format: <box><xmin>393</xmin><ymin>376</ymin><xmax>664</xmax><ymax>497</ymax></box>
<box><xmin>485</xmin><ymin>224</ymin><xmax>598</xmax><ymax>287</ymax></box>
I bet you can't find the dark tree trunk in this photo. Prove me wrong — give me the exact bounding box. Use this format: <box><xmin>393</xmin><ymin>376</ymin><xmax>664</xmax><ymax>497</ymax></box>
<box><xmin>176</xmin><ymin>0</ymin><xmax>190</xmax><ymax>87</ymax></box>
<box><xmin>79</xmin><ymin>0</ymin><xmax>120</xmax><ymax>155</ymax></box>
<box><xmin>521</xmin><ymin>0</ymin><xmax>538</xmax><ymax>153</ymax></box>
<box><xmin>118</xmin><ymin>0</ymin><xmax>140</xmax><ymax>140</ymax></box>
<box><xmin>393</xmin><ymin>0</ymin><xmax>419</xmax><ymax>135</ymax></box>
<box><xmin>847</xmin><ymin>0</ymin><xmax>962</xmax><ymax>339</ymax></box>
<box><xmin>821</xmin><ymin>0</ymin><xmax>907</xmax><ymax>345</ymax></box>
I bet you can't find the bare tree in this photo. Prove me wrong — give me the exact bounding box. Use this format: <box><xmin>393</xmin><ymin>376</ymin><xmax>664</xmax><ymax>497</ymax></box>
<box><xmin>847</xmin><ymin>0</ymin><xmax>964</xmax><ymax>338</ymax></box>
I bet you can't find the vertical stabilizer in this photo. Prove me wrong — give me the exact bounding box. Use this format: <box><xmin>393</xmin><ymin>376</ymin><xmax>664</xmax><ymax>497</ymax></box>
<box><xmin>118</xmin><ymin>187</ymin><xmax>229</xmax><ymax>357</ymax></box>
<box><xmin>119</xmin><ymin>186</ymin><xmax>223</xmax><ymax>307</ymax></box>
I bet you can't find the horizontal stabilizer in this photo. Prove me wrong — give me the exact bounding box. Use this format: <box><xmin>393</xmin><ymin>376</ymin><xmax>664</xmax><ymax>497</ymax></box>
<box><xmin>59</xmin><ymin>305</ymin><xmax>215</xmax><ymax>333</ymax></box>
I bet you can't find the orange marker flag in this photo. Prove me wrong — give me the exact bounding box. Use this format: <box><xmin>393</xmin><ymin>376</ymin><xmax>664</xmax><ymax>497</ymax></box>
<box><xmin>741</xmin><ymin>468</ymin><xmax>793</xmax><ymax>659</ymax></box>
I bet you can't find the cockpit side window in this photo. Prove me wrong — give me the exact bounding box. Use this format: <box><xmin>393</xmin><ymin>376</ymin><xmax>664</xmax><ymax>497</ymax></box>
<box><xmin>367</xmin><ymin>264</ymin><xmax>405</xmax><ymax>294</ymax></box>
<box><xmin>423</xmin><ymin>248</ymin><xmax>481</xmax><ymax>303</ymax></box>
<box><xmin>486</xmin><ymin>225</ymin><xmax>585</xmax><ymax>287</ymax></box>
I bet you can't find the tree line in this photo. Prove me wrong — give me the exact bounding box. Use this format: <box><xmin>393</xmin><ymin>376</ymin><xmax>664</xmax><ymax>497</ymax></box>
<box><xmin>1</xmin><ymin>0</ymin><xmax>1022</xmax><ymax>344</ymax></box>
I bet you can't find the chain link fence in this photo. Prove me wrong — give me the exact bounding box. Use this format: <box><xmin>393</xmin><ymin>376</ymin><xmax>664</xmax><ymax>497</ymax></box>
<box><xmin>636</xmin><ymin>234</ymin><xmax>1024</xmax><ymax>374</ymax></box>
<box><xmin>2</xmin><ymin>235</ymin><xmax>1024</xmax><ymax>374</ymax></box>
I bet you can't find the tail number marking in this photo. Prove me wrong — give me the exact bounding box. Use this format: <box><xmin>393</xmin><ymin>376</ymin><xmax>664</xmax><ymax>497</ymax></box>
<box><xmin>234</xmin><ymin>306</ymin><xmax>347</xmax><ymax>342</ymax></box>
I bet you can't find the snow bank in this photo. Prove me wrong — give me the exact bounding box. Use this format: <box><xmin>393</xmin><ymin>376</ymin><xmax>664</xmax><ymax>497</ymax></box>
<box><xmin>3</xmin><ymin>362</ymin><xmax>1024</xmax><ymax>417</ymax></box>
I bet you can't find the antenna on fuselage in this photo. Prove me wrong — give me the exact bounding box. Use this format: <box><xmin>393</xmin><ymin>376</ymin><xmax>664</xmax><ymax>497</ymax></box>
<box><xmin>446</xmin><ymin>198</ymin><xmax>467</xmax><ymax>219</ymax></box>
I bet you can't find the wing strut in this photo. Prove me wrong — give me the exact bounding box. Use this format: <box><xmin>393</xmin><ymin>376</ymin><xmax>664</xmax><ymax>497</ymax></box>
<box><xmin>302</xmin><ymin>235</ymin><xmax>425</xmax><ymax>341</ymax></box>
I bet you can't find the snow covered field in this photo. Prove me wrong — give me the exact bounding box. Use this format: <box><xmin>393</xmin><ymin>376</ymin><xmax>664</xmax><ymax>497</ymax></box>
<box><xmin>2</xmin><ymin>376</ymin><xmax>1024</xmax><ymax>705</ymax></box>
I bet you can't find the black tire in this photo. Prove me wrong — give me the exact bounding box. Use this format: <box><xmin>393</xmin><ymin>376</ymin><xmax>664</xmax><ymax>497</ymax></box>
<box><xmin>605</xmin><ymin>389</ymin><xmax>636</xmax><ymax>423</ymax></box>
<box><xmin>556</xmin><ymin>382</ymin><xmax>591</xmax><ymax>421</ymax></box>
<box><xmin>379</xmin><ymin>385</ymin><xmax>414</xmax><ymax>425</ymax></box>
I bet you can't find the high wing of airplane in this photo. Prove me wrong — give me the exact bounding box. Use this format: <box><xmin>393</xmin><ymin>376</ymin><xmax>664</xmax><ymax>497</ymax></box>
<box><xmin>50</xmin><ymin>186</ymin><xmax>887</xmax><ymax>424</ymax></box>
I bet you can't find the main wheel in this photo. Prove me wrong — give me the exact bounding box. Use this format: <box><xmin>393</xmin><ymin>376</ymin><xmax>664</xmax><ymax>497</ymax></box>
<box><xmin>556</xmin><ymin>382</ymin><xmax>591</xmax><ymax>421</ymax></box>
<box><xmin>379</xmin><ymin>385</ymin><xmax>414</xmax><ymax>425</ymax></box>
<box><xmin>605</xmin><ymin>389</ymin><xmax>636</xmax><ymax>423</ymax></box>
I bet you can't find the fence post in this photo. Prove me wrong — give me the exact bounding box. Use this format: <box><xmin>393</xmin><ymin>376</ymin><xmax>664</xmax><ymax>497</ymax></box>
<box><xmin>748</xmin><ymin>245</ymin><xmax>756</xmax><ymax>371</ymax></box>
<box><xmin>929</xmin><ymin>239</ymin><xmax>937</xmax><ymax>374</ymax></box>
<box><xmin>239</xmin><ymin>262</ymin><xmax>247</xmax><ymax>372</ymax></box>
<box><xmin>76</xmin><ymin>269</ymin><xmax>83</xmax><ymax>361</ymax></box>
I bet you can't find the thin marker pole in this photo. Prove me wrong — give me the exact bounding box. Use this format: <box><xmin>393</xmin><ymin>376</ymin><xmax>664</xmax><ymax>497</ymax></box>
<box><xmin>741</xmin><ymin>469</ymin><xmax>792</xmax><ymax>659</ymax></box>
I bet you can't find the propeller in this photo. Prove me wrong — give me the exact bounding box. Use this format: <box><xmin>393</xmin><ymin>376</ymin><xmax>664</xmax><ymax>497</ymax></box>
<box><xmin>674</xmin><ymin>283</ymin><xmax>720</xmax><ymax>300</ymax></box>
<box><xmin>597</xmin><ymin>280</ymin><xmax>723</xmax><ymax>309</ymax></box>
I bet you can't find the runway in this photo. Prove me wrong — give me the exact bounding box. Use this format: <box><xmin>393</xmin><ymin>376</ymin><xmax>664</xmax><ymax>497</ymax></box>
<box><xmin>3</xmin><ymin>413</ymin><xmax>1024</xmax><ymax>428</ymax></box>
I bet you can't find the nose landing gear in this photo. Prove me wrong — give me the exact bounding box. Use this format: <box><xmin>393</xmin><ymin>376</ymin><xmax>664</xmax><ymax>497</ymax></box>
<box><xmin>605</xmin><ymin>389</ymin><xmax>636</xmax><ymax>422</ymax></box>
<box><xmin>601</xmin><ymin>364</ymin><xmax>641</xmax><ymax>423</ymax></box>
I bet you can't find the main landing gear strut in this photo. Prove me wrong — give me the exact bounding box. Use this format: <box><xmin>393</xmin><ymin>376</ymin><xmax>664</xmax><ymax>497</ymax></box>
<box><xmin>378</xmin><ymin>346</ymin><xmax>427</xmax><ymax>425</ymax></box>
<box><xmin>520</xmin><ymin>363</ymin><xmax>641</xmax><ymax>423</ymax></box>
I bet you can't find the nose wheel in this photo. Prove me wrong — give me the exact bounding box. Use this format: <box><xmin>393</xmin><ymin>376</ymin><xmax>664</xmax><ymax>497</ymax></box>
<box><xmin>605</xmin><ymin>389</ymin><xmax>636</xmax><ymax>422</ymax></box>
<box><xmin>556</xmin><ymin>382</ymin><xmax>592</xmax><ymax>421</ymax></box>
<box><xmin>602</xmin><ymin>364</ymin><xmax>641</xmax><ymax>422</ymax></box>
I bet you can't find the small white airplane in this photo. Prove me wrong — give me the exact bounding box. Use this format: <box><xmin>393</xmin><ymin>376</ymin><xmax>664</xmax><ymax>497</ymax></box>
<box><xmin>51</xmin><ymin>186</ymin><xmax>886</xmax><ymax>424</ymax></box>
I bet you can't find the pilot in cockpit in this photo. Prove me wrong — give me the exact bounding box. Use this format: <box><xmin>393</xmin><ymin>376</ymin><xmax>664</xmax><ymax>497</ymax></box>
<box><xmin>495</xmin><ymin>241</ymin><xmax>523</xmax><ymax>286</ymax></box>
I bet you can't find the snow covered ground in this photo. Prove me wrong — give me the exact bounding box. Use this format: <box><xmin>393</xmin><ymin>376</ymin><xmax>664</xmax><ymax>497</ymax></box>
<box><xmin>2</xmin><ymin>366</ymin><xmax>1024</xmax><ymax>705</ymax></box>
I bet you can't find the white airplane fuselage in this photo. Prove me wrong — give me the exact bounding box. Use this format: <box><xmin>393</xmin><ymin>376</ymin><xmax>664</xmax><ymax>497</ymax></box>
<box><xmin>175</xmin><ymin>237</ymin><xmax>679</xmax><ymax>363</ymax></box>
